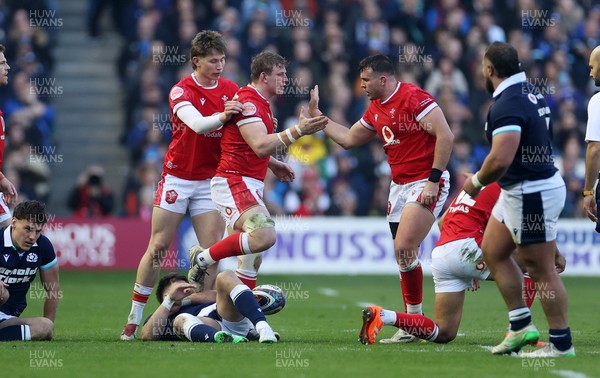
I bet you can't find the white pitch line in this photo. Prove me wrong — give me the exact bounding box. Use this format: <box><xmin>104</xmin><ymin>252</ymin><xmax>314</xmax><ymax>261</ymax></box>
<box><xmin>551</xmin><ymin>370</ymin><xmax>592</xmax><ymax>378</ymax></box>
<box><xmin>317</xmin><ymin>288</ymin><xmax>339</xmax><ymax>297</ymax></box>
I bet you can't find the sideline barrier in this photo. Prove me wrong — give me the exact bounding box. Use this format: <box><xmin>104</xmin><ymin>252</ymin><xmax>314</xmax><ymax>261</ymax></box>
<box><xmin>48</xmin><ymin>217</ymin><xmax>600</xmax><ymax>275</ymax></box>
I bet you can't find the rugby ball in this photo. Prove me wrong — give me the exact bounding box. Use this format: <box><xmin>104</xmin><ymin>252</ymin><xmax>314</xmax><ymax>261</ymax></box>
<box><xmin>253</xmin><ymin>284</ymin><xmax>286</xmax><ymax>315</ymax></box>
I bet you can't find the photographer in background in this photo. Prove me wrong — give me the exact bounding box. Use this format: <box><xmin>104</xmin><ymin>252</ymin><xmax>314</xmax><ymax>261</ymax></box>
<box><xmin>67</xmin><ymin>165</ymin><xmax>114</xmax><ymax>218</ymax></box>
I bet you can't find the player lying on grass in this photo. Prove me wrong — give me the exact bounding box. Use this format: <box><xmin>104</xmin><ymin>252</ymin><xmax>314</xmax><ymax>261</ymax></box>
<box><xmin>359</xmin><ymin>183</ymin><xmax>565</xmax><ymax>346</ymax></box>
<box><xmin>141</xmin><ymin>270</ymin><xmax>277</xmax><ymax>343</ymax></box>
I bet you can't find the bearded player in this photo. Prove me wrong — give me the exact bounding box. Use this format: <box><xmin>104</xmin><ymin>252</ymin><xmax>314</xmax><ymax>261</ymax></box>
<box><xmin>120</xmin><ymin>31</ymin><xmax>244</xmax><ymax>340</ymax></box>
<box><xmin>309</xmin><ymin>54</ymin><xmax>454</xmax><ymax>343</ymax></box>
<box><xmin>187</xmin><ymin>51</ymin><xmax>328</xmax><ymax>290</ymax></box>
<box><xmin>0</xmin><ymin>44</ymin><xmax>18</xmax><ymax>226</ymax></box>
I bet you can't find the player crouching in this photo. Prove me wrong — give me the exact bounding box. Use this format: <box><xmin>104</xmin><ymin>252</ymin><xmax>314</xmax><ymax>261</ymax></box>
<box><xmin>141</xmin><ymin>270</ymin><xmax>278</xmax><ymax>343</ymax></box>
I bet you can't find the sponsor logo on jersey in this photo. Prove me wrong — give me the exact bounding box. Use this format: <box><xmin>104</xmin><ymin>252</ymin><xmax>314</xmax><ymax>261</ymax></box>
<box><xmin>242</xmin><ymin>102</ymin><xmax>257</xmax><ymax>116</ymax></box>
<box><xmin>26</xmin><ymin>253</ymin><xmax>38</xmax><ymax>263</ymax></box>
<box><xmin>200</xmin><ymin>98</ymin><xmax>206</xmax><ymax>105</ymax></box>
<box><xmin>170</xmin><ymin>86</ymin><xmax>184</xmax><ymax>100</ymax></box>
<box><xmin>527</xmin><ymin>93</ymin><xmax>538</xmax><ymax>104</ymax></box>
<box><xmin>2</xmin><ymin>254</ymin><xmax>8</xmax><ymax>262</ymax></box>
<box><xmin>165</xmin><ymin>190</ymin><xmax>178</xmax><ymax>204</ymax></box>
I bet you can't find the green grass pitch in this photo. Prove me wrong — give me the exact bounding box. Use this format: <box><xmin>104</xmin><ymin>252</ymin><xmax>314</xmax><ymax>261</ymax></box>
<box><xmin>3</xmin><ymin>271</ymin><xmax>599</xmax><ymax>377</ymax></box>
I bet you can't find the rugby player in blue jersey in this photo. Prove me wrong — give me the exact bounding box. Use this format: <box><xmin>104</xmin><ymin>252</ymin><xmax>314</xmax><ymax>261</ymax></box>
<box><xmin>141</xmin><ymin>270</ymin><xmax>277</xmax><ymax>343</ymax></box>
<box><xmin>463</xmin><ymin>42</ymin><xmax>573</xmax><ymax>358</ymax></box>
<box><xmin>0</xmin><ymin>201</ymin><xmax>59</xmax><ymax>341</ymax></box>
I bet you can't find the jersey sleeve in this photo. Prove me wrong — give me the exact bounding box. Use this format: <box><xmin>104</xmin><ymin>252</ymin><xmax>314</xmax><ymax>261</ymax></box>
<box><xmin>408</xmin><ymin>87</ymin><xmax>438</xmax><ymax>121</ymax></box>
<box><xmin>235</xmin><ymin>94</ymin><xmax>263</xmax><ymax>127</ymax></box>
<box><xmin>488</xmin><ymin>97</ymin><xmax>524</xmax><ymax>137</ymax></box>
<box><xmin>169</xmin><ymin>84</ymin><xmax>195</xmax><ymax>115</ymax></box>
<box><xmin>38</xmin><ymin>236</ymin><xmax>58</xmax><ymax>271</ymax></box>
<box><xmin>585</xmin><ymin>94</ymin><xmax>600</xmax><ymax>142</ymax></box>
<box><xmin>359</xmin><ymin>104</ymin><xmax>377</xmax><ymax>131</ymax></box>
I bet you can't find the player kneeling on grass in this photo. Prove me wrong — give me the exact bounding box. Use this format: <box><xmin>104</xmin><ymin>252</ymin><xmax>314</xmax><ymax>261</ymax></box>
<box><xmin>359</xmin><ymin>184</ymin><xmax>566</xmax><ymax>346</ymax></box>
<box><xmin>0</xmin><ymin>200</ymin><xmax>59</xmax><ymax>341</ymax></box>
<box><xmin>141</xmin><ymin>270</ymin><xmax>277</xmax><ymax>343</ymax></box>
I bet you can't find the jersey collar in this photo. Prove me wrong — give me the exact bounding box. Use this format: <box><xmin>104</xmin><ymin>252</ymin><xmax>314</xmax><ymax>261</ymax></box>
<box><xmin>191</xmin><ymin>73</ymin><xmax>218</xmax><ymax>89</ymax></box>
<box><xmin>247</xmin><ymin>84</ymin><xmax>269</xmax><ymax>102</ymax></box>
<box><xmin>492</xmin><ymin>72</ymin><xmax>527</xmax><ymax>98</ymax></box>
<box><xmin>381</xmin><ymin>82</ymin><xmax>401</xmax><ymax>104</ymax></box>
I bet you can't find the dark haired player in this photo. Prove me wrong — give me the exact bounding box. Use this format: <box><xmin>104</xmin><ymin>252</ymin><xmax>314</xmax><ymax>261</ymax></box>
<box><xmin>463</xmin><ymin>42</ymin><xmax>574</xmax><ymax>357</ymax></box>
<box><xmin>309</xmin><ymin>54</ymin><xmax>454</xmax><ymax>343</ymax></box>
<box><xmin>0</xmin><ymin>200</ymin><xmax>59</xmax><ymax>341</ymax></box>
<box><xmin>141</xmin><ymin>270</ymin><xmax>277</xmax><ymax>343</ymax></box>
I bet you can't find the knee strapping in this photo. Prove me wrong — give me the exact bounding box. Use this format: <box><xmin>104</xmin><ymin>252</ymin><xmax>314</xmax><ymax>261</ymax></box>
<box><xmin>243</xmin><ymin>214</ymin><xmax>275</xmax><ymax>233</ymax></box>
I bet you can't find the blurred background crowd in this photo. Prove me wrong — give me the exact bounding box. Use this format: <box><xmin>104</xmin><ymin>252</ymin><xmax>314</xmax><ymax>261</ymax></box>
<box><xmin>1</xmin><ymin>0</ymin><xmax>599</xmax><ymax>219</ymax></box>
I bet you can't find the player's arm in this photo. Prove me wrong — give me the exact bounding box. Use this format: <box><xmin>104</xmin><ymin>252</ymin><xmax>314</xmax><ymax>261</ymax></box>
<box><xmin>268</xmin><ymin>157</ymin><xmax>295</xmax><ymax>182</ymax></box>
<box><xmin>309</xmin><ymin>85</ymin><xmax>374</xmax><ymax>149</ymax></box>
<box><xmin>419</xmin><ymin>107</ymin><xmax>454</xmax><ymax>173</ymax></box>
<box><xmin>141</xmin><ymin>281</ymin><xmax>196</xmax><ymax>341</ymax></box>
<box><xmin>39</xmin><ymin>264</ymin><xmax>60</xmax><ymax>322</ymax></box>
<box><xmin>240</xmin><ymin>107</ymin><xmax>328</xmax><ymax>158</ymax></box>
<box><xmin>176</xmin><ymin>101</ymin><xmax>243</xmax><ymax>134</ymax></box>
<box><xmin>0</xmin><ymin>172</ymin><xmax>17</xmax><ymax>205</ymax></box>
<box><xmin>583</xmin><ymin>140</ymin><xmax>600</xmax><ymax>221</ymax></box>
<box><xmin>141</xmin><ymin>303</ymin><xmax>171</xmax><ymax>341</ymax></box>
<box><xmin>463</xmin><ymin>131</ymin><xmax>520</xmax><ymax>197</ymax></box>
<box><xmin>185</xmin><ymin>290</ymin><xmax>217</xmax><ymax>305</ymax></box>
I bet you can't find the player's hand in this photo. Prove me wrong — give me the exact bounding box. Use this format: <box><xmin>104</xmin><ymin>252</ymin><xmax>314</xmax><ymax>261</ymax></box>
<box><xmin>0</xmin><ymin>177</ymin><xmax>18</xmax><ymax>205</ymax></box>
<box><xmin>219</xmin><ymin>101</ymin><xmax>244</xmax><ymax>124</ymax></box>
<box><xmin>0</xmin><ymin>281</ymin><xmax>9</xmax><ymax>306</ymax></box>
<box><xmin>420</xmin><ymin>180</ymin><xmax>439</xmax><ymax>206</ymax></box>
<box><xmin>468</xmin><ymin>279</ymin><xmax>480</xmax><ymax>292</ymax></box>
<box><xmin>269</xmin><ymin>159</ymin><xmax>295</xmax><ymax>182</ymax></box>
<box><xmin>583</xmin><ymin>194</ymin><xmax>597</xmax><ymax>223</ymax></box>
<box><xmin>555</xmin><ymin>250</ymin><xmax>566</xmax><ymax>274</ymax></box>
<box><xmin>308</xmin><ymin>85</ymin><xmax>323</xmax><ymax>117</ymax></box>
<box><xmin>166</xmin><ymin>281</ymin><xmax>197</xmax><ymax>301</ymax></box>
<box><xmin>462</xmin><ymin>172</ymin><xmax>481</xmax><ymax>198</ymax></box>
<box><xmin>298</xmin><ymin>107</ymin><xmax>328</xmax><ymax>135</ymax></box>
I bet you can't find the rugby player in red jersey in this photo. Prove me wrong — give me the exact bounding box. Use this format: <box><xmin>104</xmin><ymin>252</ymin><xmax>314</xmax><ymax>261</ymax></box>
<box><xmin>309</xmin><ymin>54</ymin><xmax>454</xmax><ymax>343</ymax></box>
<box><xmin>0</xmin><ymin>44</ymin><xmax>18</xmax><ymax>226</ymax></box>
<box><xmin>359</xmin><ymin>183</ymin><xmax>566</xmax><ymax>345</ymax></box>
<box><xmin>120</xmin><ymin>31</ymin><xmax>243</xmax><ymax>340</ymax></box>
<box><xmin>187</xmin><ymin>51</ymin><xmax>328</xmax><ymax>290</ymax></box>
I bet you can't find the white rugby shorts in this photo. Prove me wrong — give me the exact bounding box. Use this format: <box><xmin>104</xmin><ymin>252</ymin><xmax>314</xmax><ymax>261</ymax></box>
<box><xmin>210</xmin><ymin>176</ymin><xmax>266</xmax><ymax>230</ymax></box>
<box><xmin>154</xmin><ymin>174</ymin><xmax>215</xmax><ymax>216</ymax></box>
<box><xmin>387</xmin><ymin>172</ymin><xmax>450</xmax><ymax>223</ymax></box>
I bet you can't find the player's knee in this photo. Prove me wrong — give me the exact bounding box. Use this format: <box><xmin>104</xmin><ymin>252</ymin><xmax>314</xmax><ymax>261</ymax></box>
<box><xmin>31</xmin><ymin>318</ymin><xmax>54</xmax><ymax>340</ymax></box>
<box><xmin>435</xmin><ymin>329</ymin><xmax>457</xmax><ymax>344</ymax></box>
<box><xmin>243</xmin><ymin>213</ymin><xmax>276</xmax><ymax>251</ymax></box>
<box><xmin>216</xmin><ymin>270</ymin><xmax>237</xmax><ymax>289</ymax></box>
<box><xmin>247</xmin><ymin>227</ymin><xmax>276</xmax><ymax>252</ymax></box>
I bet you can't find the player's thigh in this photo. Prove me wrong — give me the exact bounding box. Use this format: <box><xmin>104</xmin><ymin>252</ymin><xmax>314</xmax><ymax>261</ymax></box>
<box><xmin>215</xmin><ymin>271</ymin><xmax>244</xmax><ymax>322</ymax></box>
<box><xmin>481</xmin><ymin>216</ymin><xmax>515</xmax><ymax>262</ymax></box>
<box><xmin>191</xmin><ymin>210</ymin><xmax>225</xmax><ymax>248</ymax></box>
<box><xmin>148</xmin><ymin>207</ymin><xmax>185</xmax><ymax>252</ymax></box>
<box><xmin>394</xmin><ymin>203</ymin><xmax>434</xmax><ymax>251</ymax></box>
<box><xmin>433</xmin><ymin>292</ymin><xmax>465</xmax><ymax>342</ymax></box>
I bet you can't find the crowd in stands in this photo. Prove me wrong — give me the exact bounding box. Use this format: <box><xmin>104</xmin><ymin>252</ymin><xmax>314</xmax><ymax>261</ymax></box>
<box><xmin>6</xmin><ymin>0</ymin><xmax>597</xmax><ymax>220</ymax></box>
<box><xmin>0</xmin><ymin>1</ymin><xmax>56</xmax><ymax>205</ymax></box>
<box><xmin>117</xmin><ymin>0</ymin><xmax>600</xmax><ymax>219</ymax></box>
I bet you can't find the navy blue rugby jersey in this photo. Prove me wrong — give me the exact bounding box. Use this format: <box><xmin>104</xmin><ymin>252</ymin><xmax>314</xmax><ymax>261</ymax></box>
<box><xmin>0</xmin><ymin>226</ymin><xmax>58</xmax><ymax>317</ymax></box>
<box><xmin>485</xmin><ymin>72</ymin><xmax>558</xmax><ymax>188</ymax></box>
